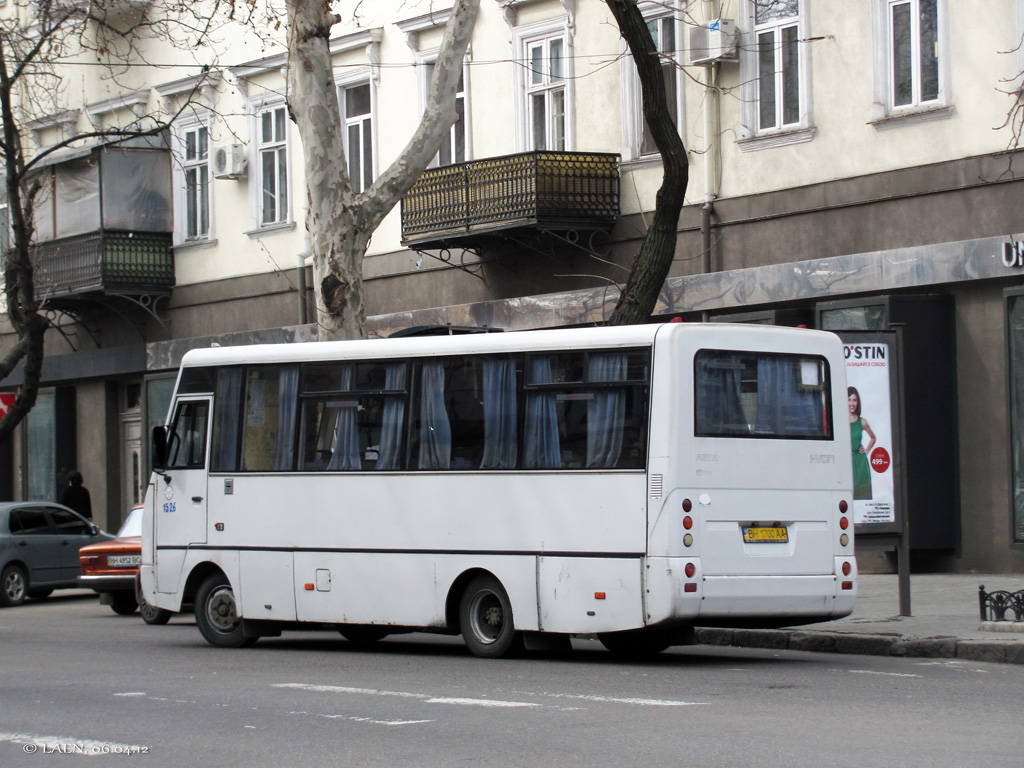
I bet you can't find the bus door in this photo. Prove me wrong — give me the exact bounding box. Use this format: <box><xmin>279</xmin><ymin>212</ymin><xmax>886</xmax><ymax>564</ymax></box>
<box><xmin>154</xmin><ymin>396</ymin><xmax>210</xmax><ymax>593</ymax></box>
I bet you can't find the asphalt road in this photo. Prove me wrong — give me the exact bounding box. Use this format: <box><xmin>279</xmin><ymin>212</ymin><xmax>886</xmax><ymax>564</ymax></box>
<box><xmin>1</xmin><ymin>592</ymin><xmax>1022</xmax><ymax>768</ymax></box>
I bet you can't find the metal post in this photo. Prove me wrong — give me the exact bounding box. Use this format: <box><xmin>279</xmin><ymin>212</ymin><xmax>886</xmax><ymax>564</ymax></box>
<box><xmin>892</xmin><ymin>324</ymin><xmax>912</xmax><ymax>616</ymax></box>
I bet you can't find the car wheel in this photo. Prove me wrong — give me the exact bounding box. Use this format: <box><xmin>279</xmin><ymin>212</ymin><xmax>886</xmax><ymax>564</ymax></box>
<box><xmin>194</xmin><ymin>573</ymin><xmax>257</xmax><ymax>648</ymax></box>
<box><xmin>459</xmin><ymin>575</ymin><xmax>523</xmax><ymax>659</ymax></box>
<box><xmin>27</xmin><ymin>588</ymin><xmax>54</xmax><ymax>600</ymax></box>
<box><xmin>138</xmin><ymin>592</ymin><xmax>172</xmax><ymax>626</ymax></box>
<box><xmin>110</xmin><ymin>591</ymin><xmax>139</xmax><ymax>615</ymax></box>
<box><xmin>0</xmin><ymin>564</ymin><xmax>27</xmax><ymax>607</ymax></box>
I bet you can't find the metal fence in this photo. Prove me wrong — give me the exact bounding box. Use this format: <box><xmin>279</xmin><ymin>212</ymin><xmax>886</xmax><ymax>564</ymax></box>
<box><xmin>978</xmin><ymin>585</ymin><xmax>1024</xmax><ymax>621</ymax></box>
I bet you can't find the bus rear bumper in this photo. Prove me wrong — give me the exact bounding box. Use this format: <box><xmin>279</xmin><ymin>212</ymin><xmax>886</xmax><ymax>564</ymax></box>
<box><xmin>697</xmin><ymin>573</ymin><xmax>856</xmax><ymax>623</ymax></box>
<box><xmin>646</xmin><ymin>557</ymin><xmax>856</xmax><ymax>627</ymax></box>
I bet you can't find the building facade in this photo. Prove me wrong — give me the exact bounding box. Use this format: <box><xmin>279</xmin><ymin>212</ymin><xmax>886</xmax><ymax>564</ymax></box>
<box><xmin>2</xmin><ymin>0</ymin><xmax>1024</xmax><ymax>572</ymax></box>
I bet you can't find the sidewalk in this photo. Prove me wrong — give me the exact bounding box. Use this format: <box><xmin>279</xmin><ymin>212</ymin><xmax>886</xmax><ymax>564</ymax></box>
<box><xmin>696</xmin><ymin>573</ymin><xmax>1024</xmax><ymax>665</ymax></box>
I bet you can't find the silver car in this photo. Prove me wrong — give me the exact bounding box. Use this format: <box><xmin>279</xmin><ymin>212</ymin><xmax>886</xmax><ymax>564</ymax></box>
<box><xmin>0</xmin><ymin>501</ymin><xmax>114</xmax><ymax>607</ymax></box>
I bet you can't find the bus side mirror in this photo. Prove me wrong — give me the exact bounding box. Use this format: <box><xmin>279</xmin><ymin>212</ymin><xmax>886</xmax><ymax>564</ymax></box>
<box><xmin>152</xmin><ymin>425</ymin><xmax>169</xmax><ymax>470</ymax></box>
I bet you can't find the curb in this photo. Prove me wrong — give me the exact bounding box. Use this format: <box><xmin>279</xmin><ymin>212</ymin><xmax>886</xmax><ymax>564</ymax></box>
<box><xmin>695</xmin><ymin>627</ymin><xmax>1024</xmax><ymax>665</ymax></box>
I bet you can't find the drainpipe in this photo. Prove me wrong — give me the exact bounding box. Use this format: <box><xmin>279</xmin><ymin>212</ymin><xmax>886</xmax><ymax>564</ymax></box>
<box><xmin>701</xmin><ymin>1</ymin><xmax>720</xmax><ymax>322</ymax></box>
<box><xmin>297</xmin><ymin>236</ymin><xmax>311</xmax><ymax>326</ymax></box>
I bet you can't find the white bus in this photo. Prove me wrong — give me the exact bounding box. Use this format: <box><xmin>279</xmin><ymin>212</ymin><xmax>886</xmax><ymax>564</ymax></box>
<box><xmin>140</xmin><ymin>323</ymin><xmax>856</xmax><ymax>657</ymax></box>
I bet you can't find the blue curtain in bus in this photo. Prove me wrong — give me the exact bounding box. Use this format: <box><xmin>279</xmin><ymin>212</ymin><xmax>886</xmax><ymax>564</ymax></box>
<box><xmin>754</xmin><ymin>357</ymin><xmax>823</xmax><ymax>436</ymax></box>
<box><xmin>212</xmin><ymin>368</ymin><xmax>244</xmax><ymax>472</ymax></box>
<box><xmin>327</xmin><ymin>365</ymin><xmax>361</xmax><ymax>470</ymax></box>
<box><xmin>587</xmin><ymin>353</ymin><xmax>626</xmax><ymax>468</ymax></box>
<box><xmin>524</xmin><ymin>356</ymin><xmax>560</xmax><ymax>468</ymax></box>
<box><xmin>418</xmin><ymin>361</ymin><xmax>451</xmax><ymax>469</ymax></box>
<box><xmin>376</xmin><ymin>363</ymin><xmax>406</xmax><ymax>470</ymax></box>
<box><xmin>273</xmin><ymin>366</ymin><xmax>300</xmax><ymax>471</ymax></box>
<box><xmin>695</xmin><ymin>354</ymin><xmax>747</xmax><ymax>434</ymax></box>
<box><xmin>480</xmin><ymin>357</ymin><xmax>517</xmax><ymax>469</ymax></box>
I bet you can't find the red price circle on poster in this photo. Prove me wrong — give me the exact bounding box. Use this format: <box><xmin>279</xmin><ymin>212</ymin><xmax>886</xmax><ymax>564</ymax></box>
<box><xmin>870</xmin><ymin>447</ymin><xmax>890</xmax><ymax>473</ymax></box>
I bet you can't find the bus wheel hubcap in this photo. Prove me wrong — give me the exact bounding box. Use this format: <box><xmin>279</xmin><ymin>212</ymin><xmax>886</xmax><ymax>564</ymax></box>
<box><xmin>208</xmin><ymin>588</ymin><xmax>238</xmax><ymax>632</ymax></box>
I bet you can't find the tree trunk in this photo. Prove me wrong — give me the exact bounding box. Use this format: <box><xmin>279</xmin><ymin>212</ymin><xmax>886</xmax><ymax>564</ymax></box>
<box><xmin>605</xmin><ymin>0</ymin><xmax>689</xmax><ymax>326</ymax></box>
<box><xmin>286</xmin><ymin>0</ymin><xmax>480</xmax><ymax>341</ymax></box>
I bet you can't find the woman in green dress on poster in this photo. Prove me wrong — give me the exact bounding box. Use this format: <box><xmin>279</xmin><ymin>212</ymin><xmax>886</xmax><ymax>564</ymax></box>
<box><xmin>848</xmin><ymin>386</ymin><xmax>876</xmax><ymax>500</ymax></box>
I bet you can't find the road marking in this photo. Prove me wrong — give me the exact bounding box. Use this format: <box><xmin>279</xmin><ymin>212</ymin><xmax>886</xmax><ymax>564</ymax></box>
<box><xmin>276</xmin><ymin>683</ymin><xmax>705</xmax><ymax>708</ymax></box>
<box><xmin>847</xmin><ymin>669</ymin><xmax>922</xmax><ymax>678</ymax></box>
<box><xmin>274</xmin><ymin>683</ymin><xmax>538</xmax><ymax>709</ymax></box>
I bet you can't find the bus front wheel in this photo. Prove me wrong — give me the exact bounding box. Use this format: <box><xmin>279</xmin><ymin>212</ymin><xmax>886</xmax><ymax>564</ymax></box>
<box><xmin>195</xmin><ymin>573</ymin><xmax>256</xmax><ymax>648</ymax></box>
<box><xmin>459</xmin><ymin>575</ymin><xmax>523</xmax><ymax>659</ymax></box>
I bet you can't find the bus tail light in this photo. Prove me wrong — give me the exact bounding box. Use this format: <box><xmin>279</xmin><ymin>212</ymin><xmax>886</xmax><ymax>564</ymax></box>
<box><xmin>841</xmin><ymin>582</ymin><xmax>854</xmax><ymax>590</ymax></box>
<box><xmin>684</xmin><ymin>583</ymin><xmax>698</xmax><ymax>593</ymax></box>
<box><xmin>684</xmin><ymin>563</ymin><xmax>696</xmax><ymax>578</ymax></box>
<box><xmin>841</xmin><ymin>561</ymin><xmax>851</xmax><ymax>576</ymax></box>
<box><xmin>839</xmin><ymin>516</ymin><xmax>849</xmax><ymax>530</ymax></box>
<box><xmin>683</xmin><ymin>515</ymin><xmax>693</xmax><ymax>530</ymax></box>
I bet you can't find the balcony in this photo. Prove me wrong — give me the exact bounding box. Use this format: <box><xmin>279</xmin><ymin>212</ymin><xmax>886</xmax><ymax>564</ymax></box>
<box><xmin>32</xmin><ymin>231</ymin><xmax>174</xmax><ymax>303</ymax></box>
<box><xmin>401</xmin><ymin>151</ymin><xmax>620</xmax><ymax>250</ymax></box>
<box><xmin>29</xmin><ymin>143</ymin><xmax>174</xmax><ymax>306</ymax></box>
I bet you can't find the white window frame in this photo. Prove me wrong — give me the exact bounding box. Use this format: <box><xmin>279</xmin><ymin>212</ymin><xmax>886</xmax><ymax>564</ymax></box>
<box><xmin>418</xmin><ymin>51</ymin><xmax>471</xmax><ymax>168</ymax></box>
<box><xmin>620</xmin><ymin>1</ymin><xmax>685</xmax><ymax>165</ymax></box>
<box><xmin>738</xmin><ymin>0</ymin><xmax>814</xmax><ymax>152</ymax></box>
<box><xmin>513</xmin><ymin>18</ymin><xmax>574</xmax><ymax>152</ymax></box>
<box><xmin>171</xmin><ymin>112</ymin><xmax>213</xmax><ymax>246</ymax></box>
<box><xmin>245</xmin><ymin>97</ymin><xmax>292</xmax><ymax>232</ymax></box>
<box><xmin>870</xmin><ymin>0</ymin><xmax>951</xmax><ymax>128</ymax></box>
<box><xmin>336</xmin><ymin>69</ymin><xmax>377</xmax><ymax>194</ymax></box>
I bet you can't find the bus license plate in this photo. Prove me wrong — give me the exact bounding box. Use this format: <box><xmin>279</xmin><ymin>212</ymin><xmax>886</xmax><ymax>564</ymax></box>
<box><xmin>742</xmin><ymin>526</ymin><xmax>788</xmax><ymax>543</ymax></box>
<box><xmin>107</xmin><ymin>555</ymin><xmax>141</xmax><ymax>568</ymax></box>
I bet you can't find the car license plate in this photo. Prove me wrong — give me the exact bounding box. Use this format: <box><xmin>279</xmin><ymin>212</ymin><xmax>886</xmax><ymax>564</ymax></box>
<box><xmin>107</xmin><ymin>555</ymin><xmax>141</xmax><ymax>567</ymax></box>
<box><xmin>742</xmin><ymin>526</ymin><xmax>788</xmax><ymax>543</ymax></box>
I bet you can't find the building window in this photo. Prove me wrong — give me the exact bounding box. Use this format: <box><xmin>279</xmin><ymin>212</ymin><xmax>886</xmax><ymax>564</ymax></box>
<box><xmin>341</xmin><ymin>82</ymin><xmax>374</xmax><ymax>193</ymax></box>
<box><xmin>423</xmin><ymin>59</ymin><xmax>467</xmax><ymax>167</ymax></box>
<box><xmin>172</xmin><ymin>120</ymin><xmax>210</xmax><ymax>243</ymax></box>
<box><xmin>514</xmin><ymin>20</ymin><xmax>572</xmax><ymax>152</ymax></box>
<box><xmin>755</xmin><ymin>0</ymin><xmax>801</xmax><ymax>131</ymax></box>
<box><xmin>257</xmin><ymin>104</ymin><xmax>289</xmax><ymax>226</ymax></box>
<box><xmin>871</xmin><ymin>0</ymin><xmax>949</xmax><ymax>125</ymax></box>
<box><xmin>887</xmin><ymin>0</ymin><xmax>939</xmax><ymax>109</ymax></box>
<box><xmin>621</xmin><ymin>3</ymin><xmax>683</xmax><ymax>161</ymax></box>
<box><xmin>738</xmin><ymin>0</ymin><xmax>813</xmax><ymax>150</ymax></box>
<box><xmin>1008</xmin><ymin>294</ymin><xmax>1024</xmax><ymax>543</ymax></box>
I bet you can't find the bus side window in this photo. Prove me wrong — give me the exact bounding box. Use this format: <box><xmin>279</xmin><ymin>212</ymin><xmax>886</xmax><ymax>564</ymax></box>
<box><xmin>240</xmin><ymin>366</ymin><xmax>299</xmax><ymax>472</ymax></box>
<box><xmin>167</xmin><ymin>401</ymin><xmax>210</xmax><ymax>469</ymax></box>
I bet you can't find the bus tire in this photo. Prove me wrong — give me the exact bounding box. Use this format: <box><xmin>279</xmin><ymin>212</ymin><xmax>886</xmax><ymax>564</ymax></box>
<box><xmin>459</xmin><ymin>575</ymin><xmax>523</xmax><ymax>659</ymax></box>
<box><xmin>195</xmin><ymin>573</ymin><xmax>256</xmax><ymax>648</ymax></box>
<box><xmin>339</xmin><ymin>626</ymin><xmax>390</xmax><ymax>645</ymax></box>
<box><xmin>598</xmin><ymin>627</ymin><xmax>672</xmax><ymax>657</ymax></box>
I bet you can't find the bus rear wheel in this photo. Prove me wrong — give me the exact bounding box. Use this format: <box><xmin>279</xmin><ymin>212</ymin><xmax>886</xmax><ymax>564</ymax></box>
<box><xmin>195</xmin><ymin>573</ymin><xmax>256</xmax><ymax>648</ymax></box>
<box><xmin>459</xmin><ymin>575</ymin><xmax>523</xmax><ymax>659</ymax></box>
<box><xmin>598</xmin><ymin>628</ymin><xmax>673</xmax><ymax>657</ymax></box>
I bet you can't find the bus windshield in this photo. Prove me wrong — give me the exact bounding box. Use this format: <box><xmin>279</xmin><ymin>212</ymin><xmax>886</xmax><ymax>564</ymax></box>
<box><xmin>694</xmin><ymin>350</ymin><xmax>832</xmax><ymax>439</ymax></box>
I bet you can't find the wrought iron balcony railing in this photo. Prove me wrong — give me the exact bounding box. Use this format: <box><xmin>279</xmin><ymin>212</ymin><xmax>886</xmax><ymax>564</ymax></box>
<box><xmin>401</xmin><ymin>151</ymin><xmax>620</xmax><ymax>249</ymax></box>
<box><xmin>31</xmin><ymin>231</ymin><xmax>174</xmax><ymax>302</ymax></box>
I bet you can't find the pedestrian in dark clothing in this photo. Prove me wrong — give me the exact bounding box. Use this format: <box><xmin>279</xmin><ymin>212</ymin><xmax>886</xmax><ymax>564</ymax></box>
<box><xmin>61</xmin><ymin>470</ymin><xmax>92</xmax><ymax>520</ymax></box>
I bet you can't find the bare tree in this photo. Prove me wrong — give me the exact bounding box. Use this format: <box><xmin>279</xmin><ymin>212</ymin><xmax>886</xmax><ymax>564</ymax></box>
<box><xmin>285</xmin><ymin>0</ymin><xmax>480</xmax><ymax>341</ymax></box>
<box><xmin>0</xmin><ymin>1</ymin><xmax>233</xmax><ymax>442</ymax></box>
<box><xmin>605</xmin><ymin>0</ymin><xmax>689</xmax><ymax>326</ymax></box>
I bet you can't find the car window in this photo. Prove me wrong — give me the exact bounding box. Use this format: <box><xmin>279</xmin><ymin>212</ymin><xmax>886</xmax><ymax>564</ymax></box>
<box><xmin>117</xmin><ymin>508</ymin><xmax>143</xmax><ymax>538</ymax></box>
<box><xmin>10</xmin><ymin>508</ymin><xmax>49</xmax><ymax>535</ymax></box>
<box><xmin>47</xmin><ymin>507</ymin><xmax>91</xmax><ymax>535</ymax></box>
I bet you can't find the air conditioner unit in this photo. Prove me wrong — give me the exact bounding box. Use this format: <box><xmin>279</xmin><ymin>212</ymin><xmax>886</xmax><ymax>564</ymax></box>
<box><xmin>213</xmin><ymin>143</ymin><xmax>248</xmax><ymax>180</ymax></box>
<box><xmin>688</xmin><ymin>19</ymin><xmax>738</xmax><ymax>66</ymax></box>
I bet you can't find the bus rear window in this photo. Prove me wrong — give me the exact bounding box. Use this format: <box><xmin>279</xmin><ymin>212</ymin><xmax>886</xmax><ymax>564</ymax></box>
<box><xmin>694</xmin><ymin>350</ymin><xmax>832</xmax><ymax>439</ymax></box>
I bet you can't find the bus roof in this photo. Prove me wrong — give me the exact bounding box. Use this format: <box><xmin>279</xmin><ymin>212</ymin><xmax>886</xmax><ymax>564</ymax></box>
<box><xmin>177</xmin><ymin>322</ymin><xmax>834</xmax><ymax>368</ymax></box>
